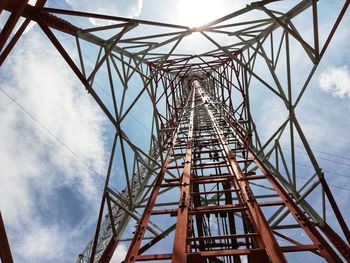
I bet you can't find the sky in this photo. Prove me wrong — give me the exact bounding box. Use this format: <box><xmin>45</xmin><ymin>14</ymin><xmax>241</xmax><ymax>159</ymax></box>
<box><xmin>1</xmin><ymin>1</ymin><xmax>350</xmax><ymax>262</ymax></box>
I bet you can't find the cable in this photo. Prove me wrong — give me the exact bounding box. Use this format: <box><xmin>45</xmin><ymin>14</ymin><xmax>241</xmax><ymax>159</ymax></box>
<box><xmin>305</xmin><ymin>132</ymin><xmax>350</xmax><ymax>146</ymax></box>
<box><xmin>295</xmin><ymin>173</ymin><xmax>350</xmax><ymax>192</ymax></box>
<box><xmin>0</xmin><ymin>87</ymin><xmax>105</xmax><ymax>182</ymax></box>
<box><xmin>295</xmin><ymin>162</ymin><xmax>350</xmax><ymax>179</ymax></box>
<box><xmin>282</xmin><ymin>146</ymin><xmax>350</xmax><ymax>168</ymax></box>
<box><xmin>280</xmin><ymin>146</ymin><xmax>350</xmax><ymax>180</ymax></box>
<box><xmin>271</xmin><ymin>147</ymin><xmax>350</xmax><ymax>191</ymax></box>
<box><xmin>296</xmin><ymin>145</ymin><xmax>350</xmax><ymax>162</ymax></box>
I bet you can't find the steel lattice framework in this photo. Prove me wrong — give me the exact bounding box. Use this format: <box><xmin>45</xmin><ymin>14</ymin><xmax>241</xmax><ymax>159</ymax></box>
<box><xmin>1</xmin><ymin>0</ymin><xmax>350</xmax><ymax>262</ymax></box>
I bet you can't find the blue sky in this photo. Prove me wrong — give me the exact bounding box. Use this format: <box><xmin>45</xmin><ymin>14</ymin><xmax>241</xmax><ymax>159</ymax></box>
<box><xmin>0</xmin><ymin>1</ymin><xmax>350</xmax><ymax>262</ymax></box>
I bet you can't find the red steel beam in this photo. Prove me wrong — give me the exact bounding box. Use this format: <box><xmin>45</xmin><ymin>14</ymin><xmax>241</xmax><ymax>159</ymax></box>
<box><xmin>123</xmin><ymin>87</ymin><xmax>195</xmax><ymax>263</ymax></box>
<box><xmin>171</xmin><ymin>86</ymin><xmax>196</xmax><ymax>263</ymax></box>
<box><xmin>0</xmin><ymin>0</ymin><xmax>29</xmax><ymax>52</ymax></box>
<box><xmin>0</xmin><ymin>211</ymin><xmax>13</xmax><ymax>263</ymax></box>
<box><xmin>199</xmin><ymin>88</ymin><xmax>287</xmax><ymax>263</ymax></box>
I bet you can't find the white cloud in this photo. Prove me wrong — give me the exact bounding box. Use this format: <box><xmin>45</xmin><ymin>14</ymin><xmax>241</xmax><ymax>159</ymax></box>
<box><xmin>318</xmin><ymin>66</ymin><xmax>350</xmax><ymax>98</ymax></box>
<box><xmin>0</xmin><ymin>26</ymin><xmax>107</xmax><ymax>262</ymax></box>
<box><xmin>65</xmin><ymin>0</ymin><xmax>143</xmax><ymax>25</ymax></box>
<box><xmin>17</xmin><ymin>225</ymin><xmax>66</xmax><ymax>261</ymax></box>
<box><xmin>15</xmin><ymin>219</ymin><xmax>96</xmax><ymax>262</ymax></box>
<box><xmin>110</xmin><ymin>243</ymin><xmax>128</xmax><ymax>262</ymax></box>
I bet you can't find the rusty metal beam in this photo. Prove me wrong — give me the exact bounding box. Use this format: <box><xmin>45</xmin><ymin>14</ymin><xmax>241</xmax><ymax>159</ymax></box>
<box><xmin>0</xmin><ymin>211</ymin><xmax>13</xmax><ymax>263</ymax></box>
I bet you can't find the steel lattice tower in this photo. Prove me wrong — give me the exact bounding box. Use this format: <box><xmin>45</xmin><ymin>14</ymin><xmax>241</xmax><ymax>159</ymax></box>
<box><xmin>1</xmin><ymin>1</ymin><xmax>350</xmax><ymax>262</ymax></box>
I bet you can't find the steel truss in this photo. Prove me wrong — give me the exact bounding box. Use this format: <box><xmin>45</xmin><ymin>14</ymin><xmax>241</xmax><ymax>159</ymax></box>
<box><xmin>1</xmin><ymin>0</ymin><xmax>350</xmax><ymax>262</ymax></box>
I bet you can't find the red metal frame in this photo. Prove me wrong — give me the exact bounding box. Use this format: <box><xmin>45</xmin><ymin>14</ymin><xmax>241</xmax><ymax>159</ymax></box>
<box><xmin>1</xmin><ymin>1</ymin><xmax>350</xmax><ymax>262</ymax></box>
<box><xmin>0</xmin><ymin>211</ymin><xmax>13</xmax><ymax>263</ymax></box>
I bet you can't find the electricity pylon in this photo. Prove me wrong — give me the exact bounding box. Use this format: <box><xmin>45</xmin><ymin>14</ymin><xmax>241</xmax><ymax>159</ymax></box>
<box><xmin>1</xmin><ymin>1</ymin><xmax>350</xmax><ymax>262</ymax></box>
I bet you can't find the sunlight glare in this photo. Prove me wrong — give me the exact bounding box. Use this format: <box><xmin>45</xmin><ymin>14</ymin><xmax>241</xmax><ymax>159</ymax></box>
<box><xmin>177</xmin><ymin>0</ymin><xmax>226</xmax><ymax>27</ymax></box>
